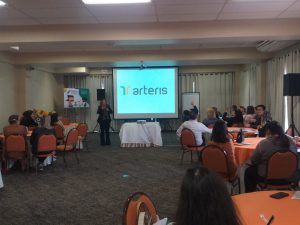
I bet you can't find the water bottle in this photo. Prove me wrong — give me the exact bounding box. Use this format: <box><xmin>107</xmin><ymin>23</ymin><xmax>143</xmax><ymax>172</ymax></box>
<box><xmin>236</xmin><ymin>128</ymin><xmax>244</xmax><ymax>143</ymax></box>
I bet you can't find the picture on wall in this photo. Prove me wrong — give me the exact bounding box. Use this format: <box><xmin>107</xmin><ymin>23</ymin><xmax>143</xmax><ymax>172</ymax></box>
<box><xmin>64</xmin><ymin>88</ymin><xmax>90</xmax><ymax>108</ymax></box>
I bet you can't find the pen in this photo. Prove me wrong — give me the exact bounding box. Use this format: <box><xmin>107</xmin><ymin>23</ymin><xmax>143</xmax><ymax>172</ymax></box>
<box><xmin>267</xmin><ymin>215</ymin><xmax>274</xmax><ymax>225</ymax></box>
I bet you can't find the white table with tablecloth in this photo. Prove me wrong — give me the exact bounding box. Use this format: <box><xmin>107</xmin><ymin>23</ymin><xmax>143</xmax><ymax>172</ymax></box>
<box><xmin>119</xmin><ymin>122</ymin><xmax>163</xmax><ymax>147</ymax></box>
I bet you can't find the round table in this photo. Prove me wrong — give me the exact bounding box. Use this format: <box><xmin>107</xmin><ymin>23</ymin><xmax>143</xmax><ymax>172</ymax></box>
<box><xmin>234</xmin><ymin>137</ymin><xmax>265</xmax><ymax>165</ymax></box>
<box><xmin>233</xmin><ymin>191</ymin><xmax>300</xmax><ymax>225</ymax></box>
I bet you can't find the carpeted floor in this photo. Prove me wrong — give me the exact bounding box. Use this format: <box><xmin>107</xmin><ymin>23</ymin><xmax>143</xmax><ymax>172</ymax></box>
<box><xmin>0</xmin><ymin>132</ymin><xmax>196</xmax><ymax>225</ymax></box>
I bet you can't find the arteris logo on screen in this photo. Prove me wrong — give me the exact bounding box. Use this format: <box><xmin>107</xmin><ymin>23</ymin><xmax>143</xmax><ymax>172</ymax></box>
<box><xmin>120</xmin><ymin>85</ymin><xmax>168</xmax><ymax>95</ymax></box>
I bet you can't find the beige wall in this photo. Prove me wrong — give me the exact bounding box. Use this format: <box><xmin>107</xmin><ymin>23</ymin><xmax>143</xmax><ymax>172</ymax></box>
<box><xmin>25</xmin><ymin>68</ymin><xmax>60</xmax><ymax>113</ymax></box>
<box><xmin>0</xmin><ymin>61</ymin><xmax>17</xmax><ymax>131</ymax></box>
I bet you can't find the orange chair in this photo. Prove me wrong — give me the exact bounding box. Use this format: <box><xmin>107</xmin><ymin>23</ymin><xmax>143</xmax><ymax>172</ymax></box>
<box><xmin>201</xmin><ymin>145</ymin><xmax>240</xmax><ymax>194</ymax></box>
<box><xmin>4</xmin><ymin>134</ymin><xmax>28</xmax><ymax>171</ymax></box>
<box><xmin>76</xmin><ymin>123</ymin><xmax>88</xmax><ymax>151</ymax></box>
<box><xmin>54</xmin><ymin>124</ymin><xmax>64</xmax><ymax>144</ymax></box>
<box><xmin>56</xmin><ymin>128</ymin><xmax>79</xmax><ymax>165</ymax></box>
<box><xmin>33</xmin><ymin>134</ymin><xmax>57</xmax><ymax>172</ymax></box>
<box><xmin>123</xmin><ymin>192</ymin><xmax>157</xmax><ymax>225</ymax></box>
<box><xmin>258</xmin><ymin>151</ymin><xmax>298</xmax><ymax>190</ymax></box>
<box><xmin>180</xmin><ymin>128</ymin><xmax>204</xmax><ymax>165</ymax></box>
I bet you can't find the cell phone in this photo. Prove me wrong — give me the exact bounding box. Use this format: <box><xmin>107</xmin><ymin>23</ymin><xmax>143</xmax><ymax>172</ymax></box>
<box><xmin>270</xmin><ymin>192</ymin><xmax>289</xmax><ymax>199</ymax></box>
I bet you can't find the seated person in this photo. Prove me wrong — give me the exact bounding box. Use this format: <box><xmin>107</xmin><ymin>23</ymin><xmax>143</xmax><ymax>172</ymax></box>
<box><xmin>20</xmin><ymin>110</ymin><xmax>38</xmax><ymax>128</ymax></box>
<box><xmin>243</xmin><ymin>105</ymin><xmax>256</xmax><ymax>128</ymax></box>
<box><xmin>250</xmin><ymin>104</ymin><xmax>272</xmax><ymax>130</ymax></box>
<box><xmin>30</xmin><ymin>127</ymin><xmax>55</xmax><ymax>171</ymax></box>
<box><xmin>244</xmin><ymin>121</ymin><xmax>297</xmax><ymax>192</ymax></box>
<box><xmin>208</xmin><ymin>120</ymin><xmax>237</xmax><ymax>178</ymax></box>
<box><xmin>212</xmin><ymin>106</ymin><xmax>222</xmax><ymax>119</ymax></box>
<box><xmin>239</xmin><ymin>105</ymin><xmax>246</xmax><ymax>117</ymax></box>
<box><xmin>202</xmin><ymin>108</ymin><xmax>218</xmax><ymax>127</ymax></box>
<box><xmin>3</xmin><ymin>115</ymin><xmax>27</xmax><ymax>137</ymax></box>
<box><xmin>181</xmin><ymin>101</ymin><xmax>199</xmax><ymax>123</ymax></box>
<box><xmin>181</xmin><ymin>110</ymin><xmax>190</xmax><ymax>122</ymax></box>
<box><xmin>223</xmin><ymin>109</ymin><xmax>244</xmax><ymax>127</ymax></box>
<box><xmin>177</xmin><ymin>110</ymin><xmax>212</xmax><ymax>146</ymax></box>
<box><xmin>175</xmin><ymin>166</ymin><xmax>242</xmax><ymax>225</ymax></box>
<box><xmin>50</xmin><ymin>112</ymin><xmax>64</xmax><ymax>128</ymax></box>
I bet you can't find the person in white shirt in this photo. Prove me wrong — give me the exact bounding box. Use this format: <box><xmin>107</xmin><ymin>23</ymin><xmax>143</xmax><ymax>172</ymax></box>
<box><xmin>177</xmin><ymin>110</ymin><xmax>212</xmax><ymax>146</ymax></box>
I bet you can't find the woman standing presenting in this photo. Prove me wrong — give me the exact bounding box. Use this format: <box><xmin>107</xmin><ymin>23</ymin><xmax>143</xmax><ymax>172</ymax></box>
<box><xmin>97</xmin><ymin>99</ymin><xmax>113</xmax><ymax>146</ymax></box>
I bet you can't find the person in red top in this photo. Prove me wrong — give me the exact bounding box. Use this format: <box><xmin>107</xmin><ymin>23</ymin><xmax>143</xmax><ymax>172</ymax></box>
<box><xmin>208</xmin><ymin>120</ymin><xmax>237</xmax><ymax>178</ymax></box>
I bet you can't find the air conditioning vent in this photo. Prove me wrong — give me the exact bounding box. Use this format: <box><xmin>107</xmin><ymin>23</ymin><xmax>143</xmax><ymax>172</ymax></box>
<box><xmin>256</xmin><ymin>40</ymin><xmax>299</xmax><ymax>52</ymax></box>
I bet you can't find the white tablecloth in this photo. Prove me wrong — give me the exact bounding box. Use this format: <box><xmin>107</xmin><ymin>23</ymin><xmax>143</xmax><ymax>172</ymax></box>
<box><xmin>119</xmin><ymin>122</ymin><xmax>163</xmax><ymax>147</ymax></box>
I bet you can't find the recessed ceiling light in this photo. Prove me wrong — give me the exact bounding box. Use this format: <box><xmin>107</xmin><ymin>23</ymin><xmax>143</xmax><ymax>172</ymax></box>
<box><xmin>10</xmin><ymin>46</ymin><xmax>20</xmax><ymax>51</ymax></box>
<box><xmin>0</xmin><ymin>1</ymin><xmax>6</xmax><ymax>6</ymax></box>
<box><xmin>82</xmin><ymin>0</ymin><xmax>151</xmax><ymax>4</ymax></box>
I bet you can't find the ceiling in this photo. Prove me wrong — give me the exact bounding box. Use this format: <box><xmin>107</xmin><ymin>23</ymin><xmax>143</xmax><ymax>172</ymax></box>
<box><xmin>0</xmin><ymin>0</ymin><xmax>300</xmax><ymax>66</ymax></box>
<box><xmin>0</xmin><ymin>0</ymin><xmax>300</xmax><ymax>25</ymax></box>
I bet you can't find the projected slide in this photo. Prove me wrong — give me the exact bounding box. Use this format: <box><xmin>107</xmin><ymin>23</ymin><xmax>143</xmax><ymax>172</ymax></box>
<box><xmin>113</xmin><ymin>68</ymin><xmax>178</xmax><ymax>119</ymax></box>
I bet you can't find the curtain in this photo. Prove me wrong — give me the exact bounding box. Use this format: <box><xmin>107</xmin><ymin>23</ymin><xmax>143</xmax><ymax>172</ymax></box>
<box><xmin>179</xmin><ymin>72</ymin><xmax>234</xmax><ymax>121</ymax></box>
<box><xmin>266</xmin><ymin>47</ymin><xmax>300</xmax><ymax>130</ymax></box>
<box><xmin>240</xmin><ymin>64</ymin><xmax>259</xmax><ymax>106</ymax></box>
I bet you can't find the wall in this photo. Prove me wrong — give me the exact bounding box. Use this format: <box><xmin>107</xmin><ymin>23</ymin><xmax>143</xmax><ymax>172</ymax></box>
<box><xmin>0</xmin><ymin>60</ymin><xmax>17</xmax><ymax>131</ymax></box>
<box><xmin>25</xmin><ymin>68</ymin><xmax>60</xmax><ymax>113</ymax></box>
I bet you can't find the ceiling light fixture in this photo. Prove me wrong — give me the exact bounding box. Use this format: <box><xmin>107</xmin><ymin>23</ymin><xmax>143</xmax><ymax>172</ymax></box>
<box><xmin>0</xmin><ymin>1</ymin><xmax>6</xmax><ymax>6</ymax></box>
<box><xmin>10</xmin><ymin>46</ymin><xmax>20</xmax><ymax>51</ymax></box>
<box><xmin>82</xmin><ymin>0</ymin><xmax>151</xmax><ymax>4</ymax></box>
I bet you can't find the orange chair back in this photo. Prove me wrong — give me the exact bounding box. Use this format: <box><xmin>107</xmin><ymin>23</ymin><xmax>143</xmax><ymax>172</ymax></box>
<box><xmin>38</xmin><ymin>134</ymin><xmax>57</xmax><ymax>153</ymax></box>
<box><xmin>267</xmin><ymin>151</ymin><xmax>298</xmax><ymax>180</ymax></box>
<box><xmin>77</xmin><ymin>123</ymin><xmax>88</xmax><ymax>138</ymax></box>
<box><xmin>123</xmin><ymin>192</ymin><xmax>157</xmax><ymax>225</ymax></box>
<box><xmin>65</xmin><ymin>128</ymin><xmax>79</xmax><ymax>146</ymax></box>
<box><xmin>61</xmin><ymin>117</ymin><xmax>70</xmax><ymax>125</ymax></box>
<box><xmin>54</xmin><ymin>125</ymin><xmax>64</xmax><ymax>139</ymax></box>
<box><xmin>180</xmin><ymin>128</ymin><xmax>197</xmax><ymax>147</ymax></box>
<box><xmin>201</xmin><ymin>145</ymin><xmax>230</xmax><ymax>179</ymax></box>
<box><xmin>5</xmin><ymin>135</ymin><xmax>26</xmax><ymax>152</ymax></box>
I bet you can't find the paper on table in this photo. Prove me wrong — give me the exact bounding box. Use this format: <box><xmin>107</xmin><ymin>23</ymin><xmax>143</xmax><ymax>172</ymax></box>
<box><xmin>292</xmin><ymin>191</ymin><xmax>300</xmax><ymax>200</ymax></box>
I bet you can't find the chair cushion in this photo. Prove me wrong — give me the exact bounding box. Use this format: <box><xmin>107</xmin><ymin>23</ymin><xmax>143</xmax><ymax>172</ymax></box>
<box><xmin>56</xmin><ymin>145</ymin><xmax>74</xmax><ymax>151</ymax></box>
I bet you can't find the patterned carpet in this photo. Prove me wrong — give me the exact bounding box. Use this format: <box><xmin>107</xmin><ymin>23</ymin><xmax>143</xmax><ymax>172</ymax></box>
<box><xmin>0</xmin><ymin>132</ymin><xmax>195</xmax><ymax>225</ymax></box>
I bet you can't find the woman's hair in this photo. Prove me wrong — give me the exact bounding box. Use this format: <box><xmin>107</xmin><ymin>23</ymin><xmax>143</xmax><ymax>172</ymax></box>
<box><xmin>234</xmin><ymin>109</ymin><xmax>244</xmax><ymax>123</ymax></box>
<box><xmin>246</xmin><ymin>106</ymin><xmax>255</xmax><ymax>115</ymax></box>
<box><xmin>50</xmin><ymin>113</ymin><xmax>59</xmax><ymax>126</ymax></box>
<box><xmin>231</xmin><ymin>105</ymin><xmax>238</xmax><ymax>111</ymax></box>
<box><xmin>176</xmin><ymin>166</ymin><xmax>242</xmax><ymax>225</ymax></box>
<box><xmin>239</xmin><ymin>106</ymin><xmax>246</xmax><ymax>112</ymax></box>
<box><xmin>265</xmin><ymin>121</ymin><xmax>290</xmax><ymax>148</ymax></box>
<box><xmin>211</xmin><ymin>120</ymin><xmax>229</xmax><ymax>143</ymax></box>
<box><xmin>189</xmin><ymin>110</ymin><xmax>198</xmax><ymax>120</ymax></box>
<box><xmin>207</xmin><ymin>108</ymin><xmax>216</xmax><ymax>119</ymax></box>
<box><xmin>22</xmin><ymin>110</ymin><xmax>33</xmax><ymax>118</ymax></box>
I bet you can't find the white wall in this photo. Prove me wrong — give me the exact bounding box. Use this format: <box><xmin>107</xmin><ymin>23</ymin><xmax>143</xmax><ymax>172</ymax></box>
<box><xmin>25</xmin><ymin>68</ymin><xmax>59</xmax><ymax>112</ymax></box>
<box><xmin>0</xmin><ymin>61</ymin><xmax>17</xmax><ymax>131</ymax></box>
